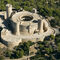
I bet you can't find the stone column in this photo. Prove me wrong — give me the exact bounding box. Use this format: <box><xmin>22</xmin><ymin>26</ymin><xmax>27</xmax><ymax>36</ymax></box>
<box><xmin>16</xmin><ymin>22</ymin><xmax>20</xmax><ymax>35</ymax></box>
<box><xmin>38</xmin><ymin>20</ymin><xmax>43</xmax><ymax>33</ymax></box>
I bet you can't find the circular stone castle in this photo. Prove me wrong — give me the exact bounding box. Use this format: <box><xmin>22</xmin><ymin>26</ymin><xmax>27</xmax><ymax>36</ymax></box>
<box><xmin>0</xmin><ymin>4</ymin><xmax>55</xmax><ymax>48</ymax></box>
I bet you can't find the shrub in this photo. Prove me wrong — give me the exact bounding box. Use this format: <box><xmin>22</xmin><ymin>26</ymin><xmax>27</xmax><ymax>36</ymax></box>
<box><xmin>0</xmin><ymin>56</ymin><xmax>4</xmax><ymax>60</ymax></box>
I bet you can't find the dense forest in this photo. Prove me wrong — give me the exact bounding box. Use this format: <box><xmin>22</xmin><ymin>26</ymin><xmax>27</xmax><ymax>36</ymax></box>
<box><xmin>0</xmin><ymin>34</ymin><xmax>60</xmax><ymax>60</ymax></box>
<box><xmin>0</xmin><ymin>0</ymin><xmax>60</xmax><ymax>60</ymax></box>
<box><xmin>0</xmin><ymin>0</ymin><xmax>60</xmax><ymax>27</ymax></box>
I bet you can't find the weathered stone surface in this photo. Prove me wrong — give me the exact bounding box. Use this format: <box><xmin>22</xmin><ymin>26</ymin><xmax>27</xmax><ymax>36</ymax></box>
<box><xmin>0</xmin><ymin>4</ymin><xmax>58</xmax><ymax>49</ymax></box>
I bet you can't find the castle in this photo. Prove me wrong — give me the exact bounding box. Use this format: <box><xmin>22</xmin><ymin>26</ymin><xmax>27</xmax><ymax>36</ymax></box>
<box><xmin>0</xmin><ymin>4</ymin><xmax>55</xmax><ymax>49</ymax></box>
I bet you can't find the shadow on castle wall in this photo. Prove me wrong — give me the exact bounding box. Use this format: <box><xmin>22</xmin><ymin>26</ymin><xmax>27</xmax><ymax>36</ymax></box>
<box><xmin>0</xmin><ymin>37</ymin><xmax>8</xmax><ymax>47</ymax></box>
<box><xmin>2</xmin><ymin>18</ymin><xmax>15</xmax><ymax>34</ymax></box>
<box><xmin>0</xmin><ymin>15</ymin><xmax>4</xmax><ymax>20</ymax></box>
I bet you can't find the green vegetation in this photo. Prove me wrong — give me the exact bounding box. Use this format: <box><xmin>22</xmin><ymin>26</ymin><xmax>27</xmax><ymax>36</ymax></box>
<box><xmin>0</xmin><ymin>48</ymin><xmax>5</xmax><ymax>60</ymax></box>
<box><xmin>0</xmin><ymin>0</ymin><xmax>60</xmax><ymax>59</ymax></box>
<box><xmin>50</xmin><ymin>35</ymin><xmax>55</xmax><ymax>40</ymax></box>
<box><xmin>0</xmin><ymin>0</ymin><xmax>60</xmax><ymax>27</ymax></box>
<box><xmin>55</xmin><ymin>34</ymin><xmax>60</xmax><ymax>52</ymax></box>
<box><xmin>0</xmin><ymin>34</ymin><xmax>60</xmax><ymax>60</ymax></box>
<box><xmin>11</xmin><ymin>49</ymin><xmax>24</xmax><ymax>58</ymax></box>
<box><xmin>4</xmin><ymin>41</ymin><xmax>34</xmax><ymax>59</ymax></box>
<box><xmin>55</xmin><ymin>34</ymin><xmax>60</xmax><ymax>44</ymax></box>
<box><xmin>30</xmin><ymin>34</ymin><xmax>60</xmax><ymax>60</ymax></box>
<box><xmin>0</xmin><ymin>56</ymin><xmax>4</xmax><ymax>60</ymax></box>
<box><xmin>5</xmin><ymin>49</ymin><xmax>12</xmax><ymax>57</ymax></box>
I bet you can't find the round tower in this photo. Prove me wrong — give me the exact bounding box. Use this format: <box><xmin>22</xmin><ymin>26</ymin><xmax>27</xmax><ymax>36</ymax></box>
<box><xmin>6</xmin><ymin>4</ymin><xmax>12</xmax><ymax>18</ymax></box>
<box><xmin>38</xmin><ymin>19</ymin><xmax>44</xmax><ymax>33</ymax></box>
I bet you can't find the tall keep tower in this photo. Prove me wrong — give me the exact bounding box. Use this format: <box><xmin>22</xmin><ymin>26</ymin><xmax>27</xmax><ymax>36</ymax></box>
<box><xmin>6</xmin><ymin>4</ymin><xmax>12</xmax><ymax>18</ymax></box>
